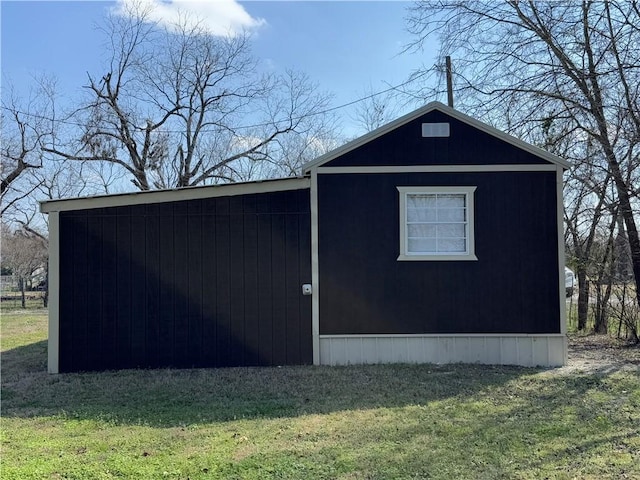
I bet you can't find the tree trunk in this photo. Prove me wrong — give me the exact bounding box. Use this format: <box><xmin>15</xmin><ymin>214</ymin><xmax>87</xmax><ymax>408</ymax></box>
<box><xmin>602</xmin><ymin>149</ymin><xmax>640</xmax><ymax>310</ymax></box>
<box><xmin>594</xmin><ymin>282</ymin><xmax>611</xmax><ymax>334</ymax></box>
<box><xmin>42</xmin><ymin>266</ymin><xmax>49</xmax><ymax>308</ymax></box>
<box><xmin>594</xmin><ymin>214</ymin><xmax>617</xmax><ymax>334</ymax></box>
<box><xmin>577</xmin><ymin>268</ymin><xmax>589</xmax><ymax>331</ymax></box>
<box><xmin>588</xmin><ymin>70</ymin><xmax>640</xmax><ymax>311</ymax></box>
<box><xmin>19</xmin><ymin>277</ymin><xmax>26</xmax><ymax>309</ymax></box>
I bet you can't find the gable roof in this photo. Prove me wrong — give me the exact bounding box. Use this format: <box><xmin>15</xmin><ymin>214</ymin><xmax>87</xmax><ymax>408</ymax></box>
<box><xmin>302</xmin><ymin>101</ymin><xmax>570</xmax><ymax>172</ymax></box>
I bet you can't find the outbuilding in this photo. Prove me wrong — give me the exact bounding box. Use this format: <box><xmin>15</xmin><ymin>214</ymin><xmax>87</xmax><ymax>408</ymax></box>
<box><xmin>41</xmin><ymin>102</ymin><xmax>569</xmax><ymax>373</ymax></box>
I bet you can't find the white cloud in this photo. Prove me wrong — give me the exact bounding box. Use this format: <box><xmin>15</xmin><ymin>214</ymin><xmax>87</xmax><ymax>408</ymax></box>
<box><xmin>112</xmin><ymin>0</ymin><xmax>266</xmax><ymax>37</ymax></box>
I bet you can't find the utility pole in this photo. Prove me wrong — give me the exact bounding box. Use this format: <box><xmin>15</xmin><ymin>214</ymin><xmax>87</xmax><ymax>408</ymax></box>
<box><xmin>446</xmin><ymin>56</ymin><xmax>454</xmax><ymax>108</ymax></box>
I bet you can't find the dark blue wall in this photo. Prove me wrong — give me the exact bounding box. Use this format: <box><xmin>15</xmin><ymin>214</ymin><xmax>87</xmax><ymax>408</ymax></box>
<box><xmin>325</xmin><ymin>109</ymin><xmax>550</xmax><ymax>167</ymax></box>
<box><xmin>317</xmin><ymin>108</ymin><xmax>561</xmax><ymax>335</ymax></box>
<box><xmin>318</xmin><ymin>171</ymin><xmax>560</xmax><ymax>335</ymax></box>
<box><xmin>59</xmin><ymin>188</ymin><xmax>312</xmax><ymax>372</ymax></box>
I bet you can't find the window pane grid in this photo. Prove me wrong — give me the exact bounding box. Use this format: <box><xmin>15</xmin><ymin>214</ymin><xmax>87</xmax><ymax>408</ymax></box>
<box><xmin>406</xmin><ymin>193</ymin><xmax>468</xmax><ymax>255</ymax></box>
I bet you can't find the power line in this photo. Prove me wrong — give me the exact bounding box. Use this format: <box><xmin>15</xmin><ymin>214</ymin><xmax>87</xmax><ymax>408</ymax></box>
<box><xmin>1</xmin><ymin>72</ymin><xmax>429</xmax><ymax>134</ymax></box>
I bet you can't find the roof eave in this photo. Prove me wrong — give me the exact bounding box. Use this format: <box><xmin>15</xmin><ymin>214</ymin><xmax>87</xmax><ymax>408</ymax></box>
<box><xmin>40</xmin><ymin>175</ymin><xmax>310</xmax><ymax>213</ymax></box>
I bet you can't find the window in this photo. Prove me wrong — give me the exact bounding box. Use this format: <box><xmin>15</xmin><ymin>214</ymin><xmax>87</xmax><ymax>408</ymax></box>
<box><xmin>397</xmin><ymin>186</ymin><xmax>477</xmax><ymax>261</ymax></box>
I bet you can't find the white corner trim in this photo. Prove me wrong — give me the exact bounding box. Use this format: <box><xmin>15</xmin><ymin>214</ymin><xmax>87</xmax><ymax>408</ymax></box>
<box><xmin>319</xmin><ymin>334</ymin><xmax>567</xmax><ymax>367</ymax></box>
<box><xmin>40</xmin><ymin>177</ymin><xmax>310</xmax><ymax>213</ymax></box>
<box><xmin>47</xmin><ymin>212</ymin><xmax>60</xmax><ymax>374</ymax></box>
<box><xmin>316</xmin><ymin>165</ymin><xmax>558</xmax><ymax>174</ymax></box>
<box><xmin>310</xmin><ymin>170</ymin><xmax>320</xmax><ymax>365</ymax></box>
<box><xmin>557</xmin><ymin>167</ymin><xmax>568</xmax><ymax>338</ymax></box>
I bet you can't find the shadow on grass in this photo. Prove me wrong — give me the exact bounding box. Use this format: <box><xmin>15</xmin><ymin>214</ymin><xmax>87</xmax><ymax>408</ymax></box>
<box><xmin>1</xmin><ymin>338</ymin><xmax>637</xmax><ymax>431</ymax></box>
<box><xmin>1</xmin><ymin>339</ymin><xmax>48</xmax><ymax>374</ymax></box>
<box><xmin>3</xmin><ymin>340</ymin><xmax>639</xmax><ymax>480</ymax></box>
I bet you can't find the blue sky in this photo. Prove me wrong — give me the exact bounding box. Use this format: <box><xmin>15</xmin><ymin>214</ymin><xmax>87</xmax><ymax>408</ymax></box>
<box><xmin>1</xmin><ymin>0</ymin><xmax>438</xmax><ymax>135</ymax></box>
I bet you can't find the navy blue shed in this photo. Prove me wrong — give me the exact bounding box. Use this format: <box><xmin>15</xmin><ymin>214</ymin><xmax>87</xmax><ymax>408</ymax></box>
<box><xmin>41</xmin><ymin>102</ymin><xmax>570</xmax><ymax>373</ymax></box>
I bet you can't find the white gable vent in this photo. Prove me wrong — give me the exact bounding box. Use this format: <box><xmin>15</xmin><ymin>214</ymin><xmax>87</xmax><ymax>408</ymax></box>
<box><xmin>422</xmin><ymin>122</ymin><xmax>450</xmax><ymax>137</ymax></box>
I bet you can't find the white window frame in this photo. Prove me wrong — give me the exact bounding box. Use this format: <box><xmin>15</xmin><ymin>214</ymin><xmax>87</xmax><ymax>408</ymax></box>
<box><xmin>397</xmin><ymin>186</ymin><xmax>477</xmax><ymax>261</ymax></box>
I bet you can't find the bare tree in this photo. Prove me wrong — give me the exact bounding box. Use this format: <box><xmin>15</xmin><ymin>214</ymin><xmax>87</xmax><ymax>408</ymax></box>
<box><xmin>1</xmin><ymin>77</ymin><xmax>57</xmax><ymax>216</ymax></box>
<box><xmin>1</xmin><ymin>72</ymin><xmax>114</xmax><ymax>228</ymax></box>
<box><xmin>1</xmin><ymin>223</ymin><xmax>48</xmax><ymax>308</ymax></box>
<box><xmin>351</xmin><ymin>86</ymin><xmax>404</xmax><ymax>134</ymax></box>
<box><xmin>405</xmin><ymin>0</ymin><xmax>640</xmax><ymax>311</ymax></box>
<box><xmin>563</xmin><ymin>149</ymin><xmax>614</xmax><ymax>330</ymax></box>
<box><xmin>43</xmin><ymin>4</ymin><xmax>334</xmax><ymax>190</ymax></box>
<box><xmin>257</xmin><ymin>106</ymin><xmax>340</xmax><ymax>179</ymax></box>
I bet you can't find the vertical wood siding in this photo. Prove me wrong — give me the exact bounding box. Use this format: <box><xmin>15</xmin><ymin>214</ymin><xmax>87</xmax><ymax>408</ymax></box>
<box><xmin>318</xmin><ymin>172</ymin><xmax>560</xmax><ymax>335</ymax></box>
<box><xmin>58</xmin><ymin>189</ymin><xmax>312</xmax><ymax>372</ymax></box>
<box><xmin>323</xmin><ymin>109</ymin><xmax>550</xmax><ymax>167</ymax></box>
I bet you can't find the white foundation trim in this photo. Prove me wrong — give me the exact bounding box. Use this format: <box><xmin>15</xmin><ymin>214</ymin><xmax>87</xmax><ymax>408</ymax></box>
<box><xmin>319</xmin><ymin>334</ymin><xmax>566</xmax><ymax>367</ymax></box>
<box><xmin>47</xmin><ymin>212</ymin><xmax>60</xmax><ymax>374</ymax></box>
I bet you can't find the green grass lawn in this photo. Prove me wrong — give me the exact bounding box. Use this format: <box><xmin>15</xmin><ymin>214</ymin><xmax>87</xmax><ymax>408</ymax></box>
<box><xmin>1</xmin><ymin>310</ymin><xmax>639</xmax><ymax>480</ymax></box>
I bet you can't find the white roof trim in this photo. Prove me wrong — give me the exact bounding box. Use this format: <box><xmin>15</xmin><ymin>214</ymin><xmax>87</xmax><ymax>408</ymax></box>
<box><xmin>316</xmin><ymin>164</ymin><xmax>558</xmax><ymax>174</ymax></box>
<box><xmin>40</xmin><ymin>176</ymin><xmax>310</xmax><ymax>213</ymax></box>
<box><xmin>302</xmin><ymin>101</ymin><xmax>570</xmax><ymax>172</ymax></box>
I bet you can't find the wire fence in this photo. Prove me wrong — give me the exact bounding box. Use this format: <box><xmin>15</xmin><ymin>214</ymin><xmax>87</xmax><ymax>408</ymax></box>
<box><xmin>566</xmin><ymin>283</ymin><xmax>639</xmax><ymax>341</ymax></box>
<box><xmin>0</xmin><ymin>275</ymin><xmax>47</xmax><ymax>309</ymax></box>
